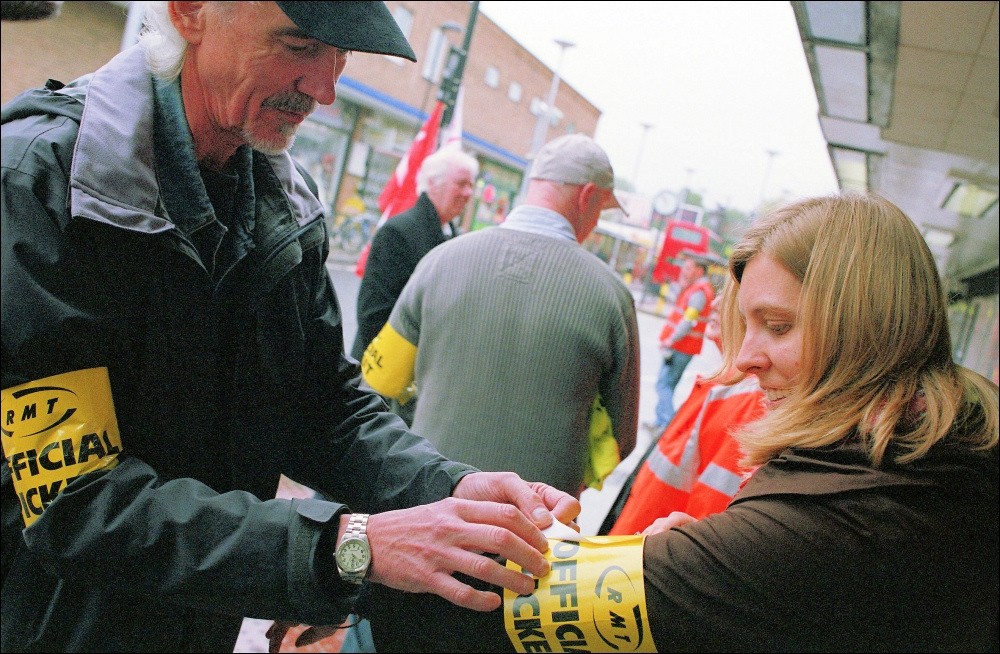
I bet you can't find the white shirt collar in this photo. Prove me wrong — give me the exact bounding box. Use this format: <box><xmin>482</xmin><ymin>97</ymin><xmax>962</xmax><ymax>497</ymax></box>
<box><xmin>499</xmin><ymin>205</ymin><xmax>577</xmax><ymax>243</ymax></box>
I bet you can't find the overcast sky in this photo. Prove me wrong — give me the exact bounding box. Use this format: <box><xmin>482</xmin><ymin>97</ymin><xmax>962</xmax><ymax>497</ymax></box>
<box><xmin>477</xmin><ymin>1</ymin><xmax>840</xmax><ymax>212</ymax></box>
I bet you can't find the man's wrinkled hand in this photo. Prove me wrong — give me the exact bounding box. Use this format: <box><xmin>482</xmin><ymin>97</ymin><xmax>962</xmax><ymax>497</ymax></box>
<box><xmin>453</xmin><ymin>471</ymin><xmax>581</xmax><ymax>529</ymax></box>
<box><xmin>361</xmin><ymin>473</ymin><xmax>580</xmax><ymax>613</ymax></box>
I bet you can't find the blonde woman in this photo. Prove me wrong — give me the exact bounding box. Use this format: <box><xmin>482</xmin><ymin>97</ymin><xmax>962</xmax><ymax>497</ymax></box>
<box><xmin>365</xmin><ymin>193</ymin><xmax>998</xmax><ymax>653</ymax></box>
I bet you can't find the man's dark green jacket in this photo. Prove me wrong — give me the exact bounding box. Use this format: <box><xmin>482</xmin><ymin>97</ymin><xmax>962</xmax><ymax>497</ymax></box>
<box><xmin>1</xmin><ymin>46</ymin><xmax>474</xmax><ymax>652</ymax></box>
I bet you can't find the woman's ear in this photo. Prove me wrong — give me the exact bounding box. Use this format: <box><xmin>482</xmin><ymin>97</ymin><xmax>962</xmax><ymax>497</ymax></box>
<box><xmin>169</xmin><ymin>2</ymin><xmax>208</xmax><ymax>44</ymax></box>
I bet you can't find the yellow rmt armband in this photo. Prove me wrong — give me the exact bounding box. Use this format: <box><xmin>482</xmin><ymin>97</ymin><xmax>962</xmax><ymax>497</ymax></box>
<box><xmin>361</xmin><ymin>323</ymin><xmax>418</xmax><ymax>403</ymax></box>
<box><xmin>503</xmin><ymin>536</ymin><xmax>655</xmax><ymax>653</ymax></box>
<box><xmin>2</xmin><ymin>367</ymin><xmax>123</xmax><ymax>527</ymax></box>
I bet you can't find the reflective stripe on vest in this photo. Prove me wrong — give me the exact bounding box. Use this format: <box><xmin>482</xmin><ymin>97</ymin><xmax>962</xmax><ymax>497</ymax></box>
<box><xmin>645</xmin><ymin>378</ymin><xmax>760</xmax><ymax>497</ymax></box>
<box><xmin>698</xmin><ymin>461</ymin><xmax>744</xmax><ymax>498</ymax></box>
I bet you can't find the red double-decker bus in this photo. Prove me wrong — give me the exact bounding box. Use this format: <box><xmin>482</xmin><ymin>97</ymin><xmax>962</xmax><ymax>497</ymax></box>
<box><xmin>651</xmin><ymin>219</ymin><xmax>719</xmax><ymax>284</ymax></box>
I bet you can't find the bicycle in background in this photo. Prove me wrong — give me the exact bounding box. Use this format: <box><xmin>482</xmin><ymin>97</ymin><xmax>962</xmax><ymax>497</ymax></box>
<box><xmin>330</xmin><ymin>210</ymin><xmax>378</xmax><ymax>255</ymax></box>
<box><xmin>327</xmin><ymin>195</ymin><xmax>376</xmax><ymax>255</ymax></box>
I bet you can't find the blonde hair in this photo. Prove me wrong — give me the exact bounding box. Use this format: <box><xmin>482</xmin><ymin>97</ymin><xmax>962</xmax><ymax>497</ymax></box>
<box><xmin>720</xmin><ymin>193</ymin><xmax>998</xmax><ymax>468</ymax></box>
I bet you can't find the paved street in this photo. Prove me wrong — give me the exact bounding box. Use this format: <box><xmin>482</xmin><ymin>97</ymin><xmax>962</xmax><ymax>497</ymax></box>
<box><xmin>326</xmin><ymin>246</ymin><xmax>668</xmax><ymax>535</ymax></box>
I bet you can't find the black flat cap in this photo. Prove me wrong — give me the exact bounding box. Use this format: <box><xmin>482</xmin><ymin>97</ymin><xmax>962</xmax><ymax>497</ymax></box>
<box><xmin>275</xmin><ymin>1</ymin><xmax>416</xmax><ymax>61</ymax></box>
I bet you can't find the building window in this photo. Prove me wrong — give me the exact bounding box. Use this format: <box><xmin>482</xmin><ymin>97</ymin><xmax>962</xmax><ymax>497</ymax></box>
<box><xmin>484</xmin><ymin>66</ymin><xmax>500</xmax><ymax>88</ymax></box>
<box><xmin>508</xmin><ymin>81</ymin><xmax>522</xmax><ymax>103</ymax></box>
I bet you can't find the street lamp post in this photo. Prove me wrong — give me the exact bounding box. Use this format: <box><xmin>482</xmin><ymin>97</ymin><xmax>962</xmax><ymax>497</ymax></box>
<box><xmin>420</xmin><ymin>21</ymin><xmax>463</xmax><ymax>115</ymax></box>
<box><xmin>757</xmin><ymin>148</ymin><xmax>779</xmax><ymax>211</ymax></box>
<box><xmin>632</xmin><ymin>122</ymin><xmax>653</xmax><ymax>191</ymax></box>
<box><xmin>677</xmin><ymin>167</ymin><xmax>695</xmax><ymax>221</ymax></box>
<box><xmin>438</xmin><ymin>2</ymin><xmax>480</xmax><ymax>128</ymax></box>
<box><xmin>517</xmin><ymin>38</ymin><xmax>575</xmax><ymax>203</ymax></box>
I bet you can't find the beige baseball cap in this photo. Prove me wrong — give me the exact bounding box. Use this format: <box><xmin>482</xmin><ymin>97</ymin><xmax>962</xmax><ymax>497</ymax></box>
<box><xmin>530</xmin><ymin>134</ymin><xmax>628</xmax><ymax>214</ymax></box>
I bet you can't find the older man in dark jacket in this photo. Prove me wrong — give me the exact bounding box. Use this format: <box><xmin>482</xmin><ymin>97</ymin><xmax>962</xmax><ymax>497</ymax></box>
<box><xmin>352</xmin><ymin>147</ymin><xmax>478</xmax><ymax>362</ymax></box>
<box><xmin>0</xmin><ymin>3</ymin><xmax>576</xmax><ymax>651</ymax></box>
<box><xmin>352</xmin><ymin>147</ymin><xmax>477</xmax><ymax>423</ymax></box>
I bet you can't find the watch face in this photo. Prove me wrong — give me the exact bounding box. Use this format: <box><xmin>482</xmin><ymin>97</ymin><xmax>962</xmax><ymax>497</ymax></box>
<box><xmin>336</xmin><ymin>538</ymin><xmax>370</xmax><ymax>573</ymax></box>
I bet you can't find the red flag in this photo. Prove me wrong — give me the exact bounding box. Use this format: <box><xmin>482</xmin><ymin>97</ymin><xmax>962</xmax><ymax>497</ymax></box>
<box><xmin>355</xmin><ymin>101</ymin><xmax>445</xmax><ymax>277</ymax></box>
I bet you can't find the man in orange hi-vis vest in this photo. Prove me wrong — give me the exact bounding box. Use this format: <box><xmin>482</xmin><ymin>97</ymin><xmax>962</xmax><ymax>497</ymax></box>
<box><xmin>644</xmin><ymin>251</ymin><xmax>716</xmax><ymax>433</ymax></box>
<box><xmin>604</xmin><ymin>299</ymin><xmax>767</xmax><ymax>535</ymax></box>
<box><xmin>608</xmin><ymin>374</ymin><xmax>767</xmax><ymax>533</ymax></box>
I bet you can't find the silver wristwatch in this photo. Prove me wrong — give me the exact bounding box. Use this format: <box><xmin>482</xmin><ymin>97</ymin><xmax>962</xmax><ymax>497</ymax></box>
<box><xmin>334</xmin><ymin>513</ymin><xmax>371</xmax><ymax>584</ymax></box>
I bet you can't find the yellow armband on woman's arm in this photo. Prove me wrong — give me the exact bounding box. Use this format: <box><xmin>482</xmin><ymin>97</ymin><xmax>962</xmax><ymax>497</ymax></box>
<box><xmin>503</xmin><ymin>535</ymin><xmax>654</xmax><ymax>652</ymax></box>
<box><xmin>361</xmin><ymin>323</ymin><xmax>418</xmax><ymax>403</ymax></box>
